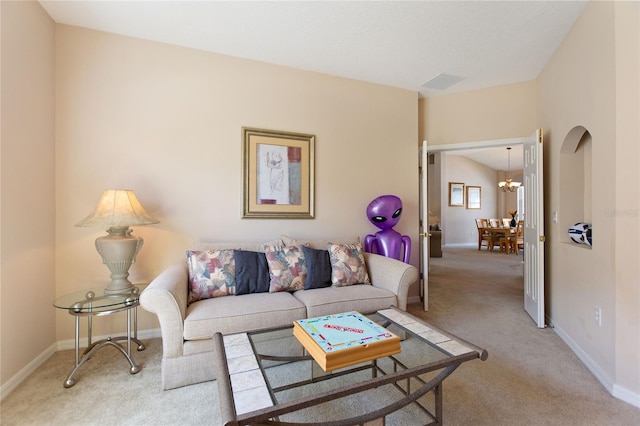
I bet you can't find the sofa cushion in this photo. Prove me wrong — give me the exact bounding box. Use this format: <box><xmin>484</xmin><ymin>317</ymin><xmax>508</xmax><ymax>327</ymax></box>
<box><xmin>265</xmin><ymin>246</ymin><xmax>307</xmax><ymax>292</ymax></box>
<box><xmin>192</xmin><ymin>239</ymin><xmax>283</xmax><ymax>253</ymax></box>
<box><xmin>184</xmin><ymin>292</ymin><xmax>306</xmax><ymax>340</ymax></box>
<box><xmin>186</xmin><ymin>249</ymin><xmax>236</xmax><ymax>303</ymax></box>
<box><xmin>328</xmin><ymin>242</ymin><xmax>371</xmax><ymax>286</ymax></box>
<box><xmin>292</xmin><ymin>285</ymin><xmax>396</xmax><ymax>318</ymax></box>
<box><xmin>302</xmin><ymin>246</ymin><xmax>332</xmax><ymax>290</ymax></box>
<box><xmin>281</xmin><ymin>234</ymin><xmax>360</xmax><ymax>250</ymax></box>
<box><xmin>234</xmin><ymin>250</ymin><xmax>270</xmax><ymax>295</ymax></box>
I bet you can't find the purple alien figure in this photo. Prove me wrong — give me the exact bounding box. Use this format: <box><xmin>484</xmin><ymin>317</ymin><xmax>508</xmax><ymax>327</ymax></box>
<box><xmin>364</xmin><ymin>195</ymin><xmax>411</xmax><ymax>263</ymax></box>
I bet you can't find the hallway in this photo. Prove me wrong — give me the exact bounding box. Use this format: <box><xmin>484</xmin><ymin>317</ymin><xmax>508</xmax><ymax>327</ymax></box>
<box><xmin>407</xmin><ymin>247</ymin><xmax>638</xmax><ymax>425</ymax></box>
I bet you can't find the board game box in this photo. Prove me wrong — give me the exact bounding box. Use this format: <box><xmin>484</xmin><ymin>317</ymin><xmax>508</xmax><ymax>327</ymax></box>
<box><xmin>293</xmin><ymin>311</ymin><xmax>401</xmax><ymax>371</ymax></box>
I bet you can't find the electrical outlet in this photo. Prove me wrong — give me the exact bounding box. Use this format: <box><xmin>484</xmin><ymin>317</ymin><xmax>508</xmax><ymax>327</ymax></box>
<box><xmin>594</xmin><ymin>306</ymin><xmax>602</xmax><ymax>326</ymax></box>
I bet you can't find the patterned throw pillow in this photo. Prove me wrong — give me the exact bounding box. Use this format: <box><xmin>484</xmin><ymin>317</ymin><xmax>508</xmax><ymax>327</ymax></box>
<box><xmin>328</xmin><ymin>242</ymin><xmax>371</xmax><ymax>286</ymax></box>
<box><xmin>281</xmin><ymin>234</ymin><xmax>360</xmax><ymax>250</ymax></box>
<box><xmin>186</xmin><ymin>250</ymin><xmax>236</xmax><ymax>303</ymax></box>
<box><xmin>265</xmin><ymin>246</ymin><xmax>307</xmax><ymax>292</ymax></box>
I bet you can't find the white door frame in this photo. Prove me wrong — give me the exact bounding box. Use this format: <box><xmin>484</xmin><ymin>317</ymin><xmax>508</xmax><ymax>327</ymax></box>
<box><xmin>419</xmin><ymin>141</ymin><xmax>429</xmax><ymax>310</ymax></box>
<box><xmin>523</xmin><ymin>129</ymin><xmax>546</xmax><ymax>327</ymax></box>
<box><xmin>424</xmin><ymin>135</ymin><xmax>544</xmax><ymax>324</ymax></box>
<box><xmin>427</xmin><ymin>136</ymin><xmax>530</xmax><ymax>153</ymax></box>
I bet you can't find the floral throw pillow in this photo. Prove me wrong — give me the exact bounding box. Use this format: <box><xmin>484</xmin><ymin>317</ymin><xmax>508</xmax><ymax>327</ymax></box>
<box><xmin>186</xmin><ymin>250</ymin><xmax>236</xmax><ymax>303</ymax></box>
<box><xmin>328</xmin><ymin>242</ymin><xmax>371</xmax><ymax>286</ymax></box>
<box><xmin>265</xmin><ymin>246</ymin><xmax>307</xmax><ymax>293</ymax></box>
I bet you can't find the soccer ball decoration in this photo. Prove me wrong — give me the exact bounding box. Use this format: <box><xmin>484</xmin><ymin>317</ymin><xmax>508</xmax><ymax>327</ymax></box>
<box><xmin>568</xmin><ymin>222</ymin><xmax>592</xmax><ymax>246</ymax></box>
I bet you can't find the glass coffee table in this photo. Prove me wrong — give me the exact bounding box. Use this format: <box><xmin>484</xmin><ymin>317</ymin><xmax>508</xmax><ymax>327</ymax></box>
<box><xmin>213</xmin><ymin>307</ymin><xmax>488</xmax><ymax>425</ymax></box>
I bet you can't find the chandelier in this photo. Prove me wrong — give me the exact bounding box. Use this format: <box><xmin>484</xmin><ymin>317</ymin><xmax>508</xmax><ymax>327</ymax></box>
<box><xmin>498</xmin><ymin>147</ymin><xmax>521</xmax><ymax>192</ymax></box>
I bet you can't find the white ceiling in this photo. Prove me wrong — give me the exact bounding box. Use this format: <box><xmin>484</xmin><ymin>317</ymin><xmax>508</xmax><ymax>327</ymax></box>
<box><xmin>37</xmin><ymin>0</ymin><xmax>586</xmax><ymax>170</ymax></box>
<box><xmin>447</xmin><ymin>145</ymin><xmax>524</xmax><ymax>171</ymax></box>
<box><xmin>39</xmin><ymin>0</ymin><xmax>587</xmax><ymax>99</ymax></box>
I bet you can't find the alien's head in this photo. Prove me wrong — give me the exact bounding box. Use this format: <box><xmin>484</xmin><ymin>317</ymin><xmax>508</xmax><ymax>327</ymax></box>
<box><xmin>366</xmin><ymin>195</ymin><xmax>403</xmax><ymax>231</ymax></box>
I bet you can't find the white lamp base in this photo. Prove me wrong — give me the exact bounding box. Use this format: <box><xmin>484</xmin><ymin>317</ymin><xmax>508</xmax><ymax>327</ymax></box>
<box><xmin>95</xmin><ymin>226</ymin><xmax>143</xmax><ymax>294</ymax></box>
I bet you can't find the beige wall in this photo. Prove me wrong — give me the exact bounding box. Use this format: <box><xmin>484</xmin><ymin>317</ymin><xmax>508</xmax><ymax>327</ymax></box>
<box><xmin>418</xmin><ymin>1</ymin><xmax>639</xmax><ymax>404</ymax></box>
<box><xmin>0</xmin><ymin>1</ymin><xmax>56</xmax><ymax>387</ymax></box>
<box><xmin>613</xmin><ymin>0</ymin><xmax>640</xmax><ymax>399</ymax></box>
<box><xmin>420</xmin><ymin>80</ymin><xmax>537</xmax><ymax>145</ymax></box>
<box><xmin>427</xmin><ymin>151</ymin><xmax>520</xmax><ymax>249</ymax></box>
<box><xmin>538</xmin><ymin>0</ymin><xmax>640</xmax><ymax>400</ymax></box>
<box><xmin>419</xmin><ymin>80</ymin><xmax>534</xmax><ymax>250</ymax></box>
<box><xmin>53</xmin><ymin>26</ymin><xmax>420</xmax><ymax>341</ymax></box>
<box><xmin>2</xmin><ymin>0</ymin><xmax>638</xmax><ymax>407</ymax></box>
<box><xmin>440</xmin><ymin>155</ymin><xmax>499</xmax><ymax>246</ymax></box>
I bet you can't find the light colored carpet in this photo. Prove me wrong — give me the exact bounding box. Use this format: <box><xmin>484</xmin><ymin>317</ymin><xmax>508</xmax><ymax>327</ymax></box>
<box><xmin>1</xmin><ymin>247</ymin><xmax>638</xmax><ymax>425</ymax></box>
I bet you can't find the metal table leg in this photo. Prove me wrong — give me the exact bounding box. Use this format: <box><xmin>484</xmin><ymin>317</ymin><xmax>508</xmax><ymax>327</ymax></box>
<box><xmin>63</xmin><ymin>307</ymin><xmax>143</xmax><ymax>388</ymax></box>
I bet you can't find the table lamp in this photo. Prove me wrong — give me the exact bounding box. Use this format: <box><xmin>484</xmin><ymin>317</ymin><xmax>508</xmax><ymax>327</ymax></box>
<box><xmin>76</xmin><ymin>189</ymin><xmax>160</xmax><ymax>294</ymax></box>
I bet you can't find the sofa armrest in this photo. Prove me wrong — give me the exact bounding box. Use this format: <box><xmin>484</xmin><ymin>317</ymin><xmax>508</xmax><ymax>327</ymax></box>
<box><xmin>140</xmin><ymin>262</ymin><xmax>189</xmax><ymax>358</ymax></box>
<box><xmin>364</xmin><ymin>252</ymin><xmax>419</xmax><ymax>311</ymax></box>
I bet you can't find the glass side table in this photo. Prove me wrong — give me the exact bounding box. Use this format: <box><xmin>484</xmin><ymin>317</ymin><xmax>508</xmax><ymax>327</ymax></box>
<box><xmin>53</xmin><ymin>284</ymin><xmax>146</xmax><ymax>388</ymax></box>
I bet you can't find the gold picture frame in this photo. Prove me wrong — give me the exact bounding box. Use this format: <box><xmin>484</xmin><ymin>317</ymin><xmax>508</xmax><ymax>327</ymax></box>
<box><xmin>466</xmin><ymin>186</ymin><xmax>481</xmax><ymax>209</ymax></box>
<box><xmin>449</xmin><ymin>182</ymin><xmax>465</xmax><ymax>207</ymax></box>
<box><xmin>242</xmin><ymin>127</ymin><xmax>315</xmax><ymax>219</ymax></box>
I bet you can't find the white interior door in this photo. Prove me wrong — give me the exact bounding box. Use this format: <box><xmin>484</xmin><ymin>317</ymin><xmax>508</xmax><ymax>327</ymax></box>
<box><xmin>524</xmin><ymin>128</ymin><xmax>545</xmax><ymax>327</ymax></box>
<box><xmin>419</xmin><ymin>140</ymin><xmax>429</xmax><ymax>311</ymax></box>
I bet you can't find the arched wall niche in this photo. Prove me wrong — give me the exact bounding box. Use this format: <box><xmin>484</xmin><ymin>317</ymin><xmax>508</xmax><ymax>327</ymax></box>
<box><xmin>560</xmin><ymin>126</ymin><xmax>592</xmax><ymax>247</ymax></box>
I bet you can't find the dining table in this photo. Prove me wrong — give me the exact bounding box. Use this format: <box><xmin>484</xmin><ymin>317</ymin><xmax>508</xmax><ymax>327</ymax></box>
<box><xmin>478</xmin><ymin>226</ymin><xmax>514</xmax><ymax>251</ymax></box>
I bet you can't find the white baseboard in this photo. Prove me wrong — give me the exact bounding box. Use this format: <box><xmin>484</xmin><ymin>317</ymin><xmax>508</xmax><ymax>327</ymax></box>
<box><xmin>1</xmin><ymin>342</ymin><xmax>57</xmax><ymax>401</ymax></box>
<box><xmin>613</xmin><ymin>383</ymin><xmax>640</xmax><ymax>408</ymax></box>
<box><xmin>1</xmin><ymin>328</ymin><xmax>163</xmax><ymax>401</ymax></box>
<box><xmin>550</xmin><ymin>319</ymin><xmax>640</xmax><ymax>408</ymax></box>
<box><xmin>442</xmin><ymin>243</ymin><xmax>476</xmax><ymax>249</ymax></box>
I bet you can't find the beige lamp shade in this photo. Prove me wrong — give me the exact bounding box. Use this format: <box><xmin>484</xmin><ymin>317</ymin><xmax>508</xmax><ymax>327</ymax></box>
<box><xmin>76</xmin><ymin>189</ymin><xmax>160</xmax><ymax>228</ymax></box>
<box><xmin>76</xmin><ymin>189</ymin><xmax>159</xmax><ymax>294</ymax></box>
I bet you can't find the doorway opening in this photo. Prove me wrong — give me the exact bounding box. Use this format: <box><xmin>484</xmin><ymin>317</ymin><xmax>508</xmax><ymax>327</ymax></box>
<box><xmin>426</xmin><ymin>137</ymin><xmax>527</xmax><ymax>252</ymax></box>
<box><xmin>422</xmin><ymin>137</ymin><xmax>528</xmax><ymax>311</ymax></box>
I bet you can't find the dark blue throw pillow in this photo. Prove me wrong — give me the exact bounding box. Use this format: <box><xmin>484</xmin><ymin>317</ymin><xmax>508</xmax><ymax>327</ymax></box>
<box><xmin>302</xmin><ymin>246</ymin><xmax>332</xmax><ymax>290</ymax></box>
<box><xmin>234</xmin><ymin>250</ymin><xmax>270</xmax><ymax>295</ymax></box>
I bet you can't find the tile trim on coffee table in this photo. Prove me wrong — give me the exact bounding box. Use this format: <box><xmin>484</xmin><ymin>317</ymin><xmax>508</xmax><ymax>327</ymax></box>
<box><xmin>377</xmin><ymin>308</ymin><xmax>482</xmax><ymax>358</ymax></box>
<box><xmin>222</xmin><ymin>333</ymin><xmax>273</xmax><ymax>414</ymax></box>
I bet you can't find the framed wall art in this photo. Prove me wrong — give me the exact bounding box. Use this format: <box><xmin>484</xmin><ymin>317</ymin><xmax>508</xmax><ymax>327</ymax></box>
<box><xmin>466</xmin><ymin>186</ymin><xmax>481</xmax><ymax>209</ymax></box>
<box><xmin>448</xmin><ymin>182</ymin><xmax>465</xmax><ymax>207</ymax></box>
<box><xmin>242</xmin><ymin>127</ymin><xmax>315</xmax><ymax>219</ymax></box>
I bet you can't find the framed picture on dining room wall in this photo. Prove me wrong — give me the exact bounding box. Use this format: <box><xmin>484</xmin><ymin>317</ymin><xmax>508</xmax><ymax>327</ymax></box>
<box><xmin>466</xmin><ymin>186</ymin><xmax>481</xmax><ymax>209</ymax></box>
<box><xmin>242</xmin><ymin>127</ymin><xmax>315</xmax><ymax>219</ymax></box>
<box><xmin>448</xmin><ymin>182</ymin><xmax>465</xmax><ymax>207</ymax></box>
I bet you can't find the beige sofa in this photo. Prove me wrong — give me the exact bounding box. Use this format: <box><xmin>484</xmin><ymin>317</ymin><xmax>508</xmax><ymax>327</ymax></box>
<box><xmin>140</xmin><ymin>237</ymin><xmax>419</xmax><ymax>390</ymax></box>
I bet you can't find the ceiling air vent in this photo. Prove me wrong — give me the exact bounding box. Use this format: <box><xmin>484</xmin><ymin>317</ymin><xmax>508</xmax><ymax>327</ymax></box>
<box><xmin>421</xmin><ymin>73</ymin><xmax>465</xmax><ymax>91</ymax></box>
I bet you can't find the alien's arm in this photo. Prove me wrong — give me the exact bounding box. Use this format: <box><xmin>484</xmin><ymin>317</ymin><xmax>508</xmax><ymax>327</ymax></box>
<box><xmin>401</xmin><ymin>235</ymin><xmax>412</xmax><ymax>263</ymax></box>
<box><xmin>364</xmin><ymin>234</ymin><xmax>377</xmax><ymax>253</ymax></box>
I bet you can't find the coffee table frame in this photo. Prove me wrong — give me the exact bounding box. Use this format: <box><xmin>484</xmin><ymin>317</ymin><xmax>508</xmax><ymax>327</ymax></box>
<box><xmin>214</xmin><ymin>307</ymin><xmax>488</xmax><ymax>426</ymax></box>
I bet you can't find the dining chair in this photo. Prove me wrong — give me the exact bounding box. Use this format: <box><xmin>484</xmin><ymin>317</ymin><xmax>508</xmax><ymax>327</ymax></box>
<box><xmin>489</xmin><ymin>218</ymin><xmax>501</xmax><ymax>228</ymax></box>
<box><xmin>515</xmin><ymin>220</ymin><xmax>525</xmax><ymax>253</ymax></box>
<box><xmin>500</xmin><ymin>220</ymin><xmax>524</xmax><ymax>254</ymax></box>
<box><xmin>475</xmin><ymin>218</ymin><xmax>496</xmax><ymax>251</ymax></box>
<box><xmin>502</xmin><ymin>218</ymin><xmax>511</xmax><ymax>227</ymax></box>
<box><xmin>475</xmin><ymin>218</ymin><xmax>487</xmax><ymax>228</ymax></box>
